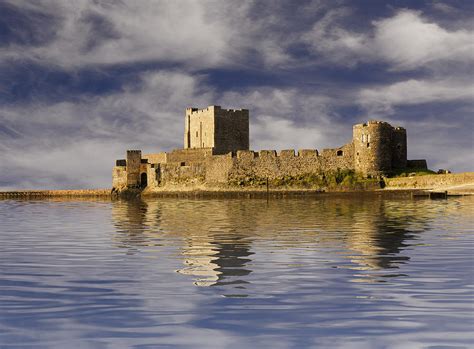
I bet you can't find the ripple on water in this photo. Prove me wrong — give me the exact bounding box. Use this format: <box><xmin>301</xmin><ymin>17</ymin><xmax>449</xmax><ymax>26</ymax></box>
<box><xmin>0</xmin><ymin>196</ymin><xmax>473</xmax><ymax>348</ymax></box>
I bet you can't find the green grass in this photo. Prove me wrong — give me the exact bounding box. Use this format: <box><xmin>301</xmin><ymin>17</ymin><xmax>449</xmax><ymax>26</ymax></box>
<box><xmin>388</xmin><ymin>168</ymin><xmax>436</xmax><ymax>178</ymax></box>
<box><xmin>231</xmin><ymin>169</ymin><xmax>381</xmax><ymax>190</ymax></box>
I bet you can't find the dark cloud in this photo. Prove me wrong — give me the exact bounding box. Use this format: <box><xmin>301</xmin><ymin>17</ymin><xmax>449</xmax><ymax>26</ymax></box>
<box><xmin>0</xmin><ymin>1</ymin><xmax>59</xmax><ymax>47</ymax></box>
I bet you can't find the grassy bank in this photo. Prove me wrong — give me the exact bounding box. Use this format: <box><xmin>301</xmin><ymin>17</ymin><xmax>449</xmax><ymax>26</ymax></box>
<box><xmin>230</xmin><ymin>169</ymin><xmax>381</xmax><ymax>191</ymax></box>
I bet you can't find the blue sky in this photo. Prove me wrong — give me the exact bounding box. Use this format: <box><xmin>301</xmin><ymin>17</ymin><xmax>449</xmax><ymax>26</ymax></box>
<box><xmin>0</xmin><ymin>0</ymin><xmax>472</xmax><ymax>189</ymax></box>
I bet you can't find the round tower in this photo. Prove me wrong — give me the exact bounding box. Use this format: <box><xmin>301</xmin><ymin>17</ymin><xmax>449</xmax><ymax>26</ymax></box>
<box><xmin>353</xmin><ymin>121</ymin><xmax>393</xmax><ymax>177</ymax></box>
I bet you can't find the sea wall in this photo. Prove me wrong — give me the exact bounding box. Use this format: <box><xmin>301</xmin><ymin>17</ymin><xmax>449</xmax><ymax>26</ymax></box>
<box><xmin>0</xmin><ymin>189</ymin><xmax>111</xmax><ymax>198</ymax></box>
<box><xmin>385</xmin><ymin>172</ymin><xmax>474</xmax><ymax>190</ymax></box>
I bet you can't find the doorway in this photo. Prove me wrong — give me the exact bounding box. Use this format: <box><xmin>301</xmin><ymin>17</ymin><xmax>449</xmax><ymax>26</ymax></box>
<box><xmin>140</xmin><ymin>173</ymin><xmax>147</xmax><ymax>188</ymax></box>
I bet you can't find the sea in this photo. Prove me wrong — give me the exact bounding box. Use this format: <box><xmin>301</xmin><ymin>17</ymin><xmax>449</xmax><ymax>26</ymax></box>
<box><xmin>0</xmin><ymin>195</ymin><xmax>473</xmax><ymax>349</ymax></box>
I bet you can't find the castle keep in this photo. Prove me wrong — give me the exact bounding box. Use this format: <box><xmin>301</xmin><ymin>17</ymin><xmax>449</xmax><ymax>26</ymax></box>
<box><xmin>112</xmin><ymin>106</ymin><xmax>426</xmax><ymax>191</ymax></box>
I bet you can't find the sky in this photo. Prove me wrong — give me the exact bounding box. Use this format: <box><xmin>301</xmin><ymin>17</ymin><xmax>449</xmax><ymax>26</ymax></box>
<box><xmin>0</xmin><ymin>0</ymin><xmax>472</xmax><ymax>189</ymax></box>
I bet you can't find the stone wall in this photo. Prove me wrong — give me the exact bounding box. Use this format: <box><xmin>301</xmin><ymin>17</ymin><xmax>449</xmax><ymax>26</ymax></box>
<box><xmin>114</xmin><ymin>117</ymin><xmax>414</xmax><ymax>190</ymax></box>
<box><xmin>160</xmin><ymin>162</ymin><xmax>206</xmax><ymax>184</ymax></box>
<box><xmin>184</xmin><ymin>106</ymin><xmax>215</xmax><ymax>149</ymax></box>
<box><xmin>141</xmin><ymin>143</ymin><xmax>356</xmax><ymax>189</ymax></box>
<box><xmin>112</xmin><ymin>166</ymin><xmax>127</xmax><ymax>189</ymax></box>
<box><xmin>144</xmin><ymin>152</ymin><xmax>167</xmax><ymax>164</ymax></box>
<box><xmin>167</xmin><ymin>148</ymin><xmax>213</xmax><ymax>164</ymax></box>
<box><xmin>353</xmin><ymin>121</ymin><xmax>393</xmax><ymax>176</ymax></box>
<box><xmin>226</xmin><ymin>145</ymin><xmax>355</xmax><ymax>185</ymax></box>
<box><xmin>213</xmin><ymin>107</ymin><xmax>249</xmax><ymax>154</ymax></box>
<box><xmin>205</xmin><ymin>153</ymin><xmax>234</xmax><ymax>183</ymax></box>
<box><xmin>385</xmin><ymin>172</ymin><xmax>474</xmax><ymax>190</ymax></box>
<box><xmin>392</xmin><ymin>128</ymin><xmax>407</xmax><ymax>169</ymax></box>
<box><xmin>126</xmin><ymin>150</ymin><xmax>141</xmax><ymax>187</ymax></box>
<box><xmin>183</xmin><ymin>106</ymin><xmax>249</xmax><ymax>155</ymax></box>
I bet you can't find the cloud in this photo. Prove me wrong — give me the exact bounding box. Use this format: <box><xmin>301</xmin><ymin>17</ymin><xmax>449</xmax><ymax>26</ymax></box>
<box><xmin>301</xmin><ymin>7</ymin><xmax>367</xmax><ymax>66</ymax></box>
<box><xmin>0</xmin><ymin>70</ymin><xmax>215</xmax><ymax>189</ymax></box>
<box><xmin>302</xmin><ymin>9</ymin><xmax>474</xmax><ymax>70</ymax></box>
<box><xmin>0</xmin><ymin>2</ymin><xmax>472</xmax><ymax>188</ymax></box>
<box><xmin>372</xmin><ymin>10</ymin><xmax>474</xmax><ymax>70</ymax></box>
<box><xmin>358</xmin><ymin>78</ymin><xmax>474</xmax><ymax>113</ymax></box>
<box><xmin>0</xmin><ymin>78</ymin><xmax>355</xmax><ymax>189</ymax></box>
<box><xmin>0</xmin><ymin>0</ymin><xmax>252</xmax><ymax>69</ymax></box>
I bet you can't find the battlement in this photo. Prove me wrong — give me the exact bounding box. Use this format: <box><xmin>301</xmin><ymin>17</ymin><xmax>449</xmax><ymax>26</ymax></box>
<box><xmin>113</xmin><ymin>110</ymin><xmax>420</xmax><ymax>191</ymax></box>
<box><xmin>235</xmin><ymin>148</ymin><xmax>347</xmax><ymax>160</ymax></box>
<box><xmin>186</xmin><ymin>105</ymin><xmax>249</xmax><ymax>115</ymax></box>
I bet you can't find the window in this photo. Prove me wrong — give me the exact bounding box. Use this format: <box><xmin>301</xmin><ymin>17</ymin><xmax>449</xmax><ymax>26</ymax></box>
<box><xmin>367</xmin><ymin>143</ymin><xmax>370</xmax><ymax>148</ymax></box>
<box><xmin>337</xmin><ymin>150</ymin><xmax>343</xmax><ymax>156</ymax></box>
<box><xmin>196</xmin><ymin>131</ymin><xmax>198</xmax><ymax>137</ymax></box>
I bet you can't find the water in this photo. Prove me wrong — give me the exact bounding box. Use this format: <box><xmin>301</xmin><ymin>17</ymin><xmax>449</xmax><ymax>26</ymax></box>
<box><xmin>0</xmin><ymin>196</ymin><xmax>473</xmax><ymax>349</ymax></box>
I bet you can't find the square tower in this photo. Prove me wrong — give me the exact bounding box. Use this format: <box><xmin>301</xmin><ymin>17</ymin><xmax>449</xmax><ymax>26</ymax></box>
<box><xmin>184</xmin><ymin>105</ymin><xmax>249</xmax><ymax>155</ymax></box>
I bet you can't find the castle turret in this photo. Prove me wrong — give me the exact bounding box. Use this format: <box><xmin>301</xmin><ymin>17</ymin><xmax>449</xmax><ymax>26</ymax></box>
<box><xmin>353</xmin><ymin>121</ymin><xmax>393</xmax><ymax>176</ymax></box>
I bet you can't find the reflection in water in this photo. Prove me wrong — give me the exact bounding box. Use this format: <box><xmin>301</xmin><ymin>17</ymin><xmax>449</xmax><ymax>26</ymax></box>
<box><xmin>1</xmin><ymin>196</ymin><xmax>472</xmax><ymax>348</ymax></box>
<box><xmin>111</xmin><ymin>196</ymin><xmax>434</xmax><ymax>288</ymax></box>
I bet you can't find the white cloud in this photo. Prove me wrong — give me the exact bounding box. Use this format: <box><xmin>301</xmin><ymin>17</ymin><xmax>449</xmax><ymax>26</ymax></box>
<box><xmin>302</xmin><ymin>9</ymin><xmax>474</xmax><ymax>70</ymax></box>
<box><xmin>358</xmin><ymin>78</ymin><xmax>474</xmax><ymax>113</ymax></box>
<box><xmin>372</xmin><ymin>10</ymin><xmax>474</xmax><ymax>70</ymax></box>
<box><xmin>0</xmin><ymin>0</ymin><xmax>253</xmax><ymax>69</ymax></box>
<box><xmin>219</xmin><ymin>87</ymin><xmax>353</xmax><ymax>150</ymax></box>
<box><xmin>0</xmin><ymin>80</ymin><xmax>354</xmax><ymax>189</ymax></box>
<box><xmin>0</xmin><ymin>0</ymin><xmax>300</xmax><ymax>69</ymax></box>
<box><xmin>0</xmin><ymin>70</ymin><xmax>216</xmax><ymax>189</ymax></box>
<box><xmin>301</xmin><ymin>8</ymin><xmax>367</xmax><ymax>66</ymax></box>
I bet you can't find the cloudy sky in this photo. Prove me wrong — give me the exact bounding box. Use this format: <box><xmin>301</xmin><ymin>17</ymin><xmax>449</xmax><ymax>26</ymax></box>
<box><xmin>0</xmin><ymin>0</ymin><xmax>472</xmax><ymax>189</ymax></box>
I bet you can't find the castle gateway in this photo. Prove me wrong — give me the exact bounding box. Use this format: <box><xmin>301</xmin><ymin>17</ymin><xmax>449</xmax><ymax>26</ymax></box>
<box><xmin>112</xmin><ymin>106</ymin><xmax>426</xmax><ymax>191</ymax></box>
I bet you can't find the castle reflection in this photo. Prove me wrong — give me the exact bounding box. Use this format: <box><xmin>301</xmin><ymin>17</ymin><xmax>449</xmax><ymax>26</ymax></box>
<box><xmin>111</xmin><ymin>196</ymin><xmax>437</xmax><ymax>288</ymax></box>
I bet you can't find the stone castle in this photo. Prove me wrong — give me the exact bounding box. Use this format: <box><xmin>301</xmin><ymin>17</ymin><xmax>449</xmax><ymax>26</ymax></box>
<box><xmin>112</xmin><ymin>106</ymin><xmax>426</xmax><ymax>191</ymax></box>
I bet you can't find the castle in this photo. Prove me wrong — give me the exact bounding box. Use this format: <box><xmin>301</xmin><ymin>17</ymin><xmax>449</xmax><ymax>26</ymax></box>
<box><xmin>112</xmin><ymin>106</ymin><xmax>427</xmax><ymax>191</ymax></box>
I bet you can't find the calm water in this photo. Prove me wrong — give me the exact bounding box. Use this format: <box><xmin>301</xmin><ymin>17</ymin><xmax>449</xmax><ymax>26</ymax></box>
<box><xmin>0</xmin><ymin>196</ymin><xmax>473</xmax><ymax>349</ymax></box>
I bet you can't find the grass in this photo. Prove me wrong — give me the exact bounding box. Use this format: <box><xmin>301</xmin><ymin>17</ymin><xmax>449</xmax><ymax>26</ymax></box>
<box><xmin>387</xmin><ymin>168</ymin><xmax>436</xmax><ymax>178</ymax></box>
<box><xmin>231</xmin><ymin>169</ymin><xmax>381</xmax><ymax>191</ymax></box>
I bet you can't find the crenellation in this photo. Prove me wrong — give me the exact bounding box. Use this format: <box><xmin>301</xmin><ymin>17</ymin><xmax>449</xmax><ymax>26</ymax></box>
<box><xmin>237</xmin><ymin>150</ymin><xmax>256</xmax><ymax>160</ymax></box>
<box><xmin>298</xmin><ymin>149</ymin><xmax>318</xmax><ymax>157</ymax></box>
<box><xmin>279</xmin><ymin>149</ymin><xmax>296</xmax><ymax>157</ymax></box>
<box><xmin>112</xmin><ymin>107</ymin><xmax>423</xmax><ymax>192</ymax></box>
<box><xmin>258</xmin><ymin>150</ymin><xmax>277</xmax><ymax>160</ymax></box>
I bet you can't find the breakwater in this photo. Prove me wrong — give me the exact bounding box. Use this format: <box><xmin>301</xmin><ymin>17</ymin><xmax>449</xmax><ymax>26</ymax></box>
<box><xmin>0</xmin><ymin>189</ymin><xmax>111</xmax><ymax>198</ymax></box>
<box><xmin>385</xmin><ymin>172</ymin><xmax>474</xmax><ymax>194</ymax></box>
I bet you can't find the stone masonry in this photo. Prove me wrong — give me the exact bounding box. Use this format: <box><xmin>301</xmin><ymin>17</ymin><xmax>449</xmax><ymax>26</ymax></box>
<box><xmin>112</xmin><ymin>106</ymin><xmax>425</xmax><ymax>191</ymax></box>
